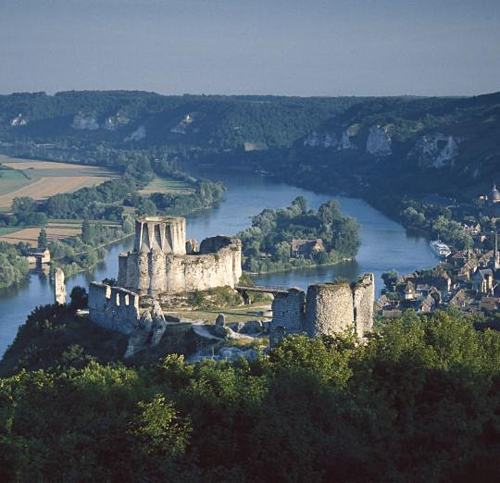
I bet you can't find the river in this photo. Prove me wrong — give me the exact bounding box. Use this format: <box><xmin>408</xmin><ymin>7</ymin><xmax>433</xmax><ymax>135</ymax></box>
<box><xmin>0</xmin><ymin>171</ymin><xmax>438</xmax><ymax>356</ymax></box>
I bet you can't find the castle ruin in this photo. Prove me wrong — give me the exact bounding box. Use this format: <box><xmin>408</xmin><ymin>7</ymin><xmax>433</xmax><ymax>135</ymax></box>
<box><xmin>88</xmin><ymin>215</ymin><xmax>374</xmax><ymax>349</ymax></box>
<box><xmin>117</xmin><ymin>216</ymin><xmax>242</xmax><ymax>295</ymax></box>
<box><xmin>88</xmin><ymin>282</ymin><xmax>141</xmax><ymax>334</ymax></box>
<box><xmin>270</xmin><ymin>274</ymin><xmax>375</xmax><ymax>344</ymax></box>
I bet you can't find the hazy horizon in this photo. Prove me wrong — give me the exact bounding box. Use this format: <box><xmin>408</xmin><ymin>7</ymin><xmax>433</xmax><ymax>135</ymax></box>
<box><xmin>1</xmin><ymin>0</ymin><xmax>499</xmax><ymax>97</ymax></box>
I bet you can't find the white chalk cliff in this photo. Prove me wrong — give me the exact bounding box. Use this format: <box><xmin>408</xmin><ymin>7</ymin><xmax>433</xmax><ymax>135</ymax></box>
<box><xmin>102</xmin><ymin>111</ymin><xmax>130</xmax><ymax>130</ymax></box>
<box><xmin>303</xmin><ymin>130</ymin><xmax>354</xmax><ymax>150</ymax></box>
<box><xmin>170</xmin><ymin>113</ymin><xmax>194</xmax><ymax>134</ymax></box>
<box><xmin>10</xmin><ymin>114</ymin><xmax>28</xmax><ymax>127</ymax></box>
<box><xmin>366</xmin><ymin>125</ymin><xmax>391</xmax><ymax>156</ymax></box>
<box><xmin>72</xmin><ymin>113</ymin><xmax>99</xmax><ymax>130</ymax></box>
<box><xmin>411</xmin><ymin>133</ymin><xmax>460</xmax><ymax>168</ymax></box>
<box><xmin>125</xmin><ymin>125</ymin><xmax>146</xmax><ymax>142</ymax></box>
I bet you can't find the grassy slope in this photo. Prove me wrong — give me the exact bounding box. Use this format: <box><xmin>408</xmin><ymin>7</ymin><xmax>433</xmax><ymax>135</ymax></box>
<box><xmin>139</xmin><ymin>176</ymin><xmax>193</xmax><ymax>195</ymax></box>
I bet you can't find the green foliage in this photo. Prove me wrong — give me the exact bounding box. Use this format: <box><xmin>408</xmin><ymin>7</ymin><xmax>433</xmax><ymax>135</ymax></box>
<box><xmin>238</xmin><ymin>197</ymin><xmax>360</xmax><ymax>273</ymax></box>
<box><xmin>186</xmin><ymin>286</ymin><xmax>244</xmax><ymax>310</ymax></box>
<box><xmin>0</xmin><ymin>91</ymin><xmax>367</xmax><ymax>150</ymax></box>
<box><xmin>432</xmin><ymin>215</ymin><xmax>473</xmax><ymax>249</ymax></box>
<box><xmin>3</xmin><ymin>309</ymin><xmax>500</xmax><ymax>480</ymax></box>
<box><xmin>11</xmin><ymin>196</ymin><xmax>47</xmax><ymax>225</ymax></box>
<box><xmin>0</xmin><ymin>242</ymin><xmax>29</xmax><ymax>288</ymax></box>
<box><xmin>69</xmin><ymin>286</ymin><xmax>88</xmax><ymax>311</ymax></box>
<box><xmin>37</xmin><ymin>228</ymin><xmax>48</xmax><ymax>250</ymax></box>
<box><xmin>132</xmin><ymin>395</ymin><xmax>192</xmax><ymax>457</ymax></box>
<box><xmin>148</xmin><ymin>179</ymin><xmax>225</xmax><ymax>216</ymax></box>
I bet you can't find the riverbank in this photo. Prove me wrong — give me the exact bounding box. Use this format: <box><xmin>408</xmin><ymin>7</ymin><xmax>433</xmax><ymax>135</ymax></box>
<box><xmin>246</xmin><ymin>257</ymin><xmax>354</xmax><ymax>276</ymax></box>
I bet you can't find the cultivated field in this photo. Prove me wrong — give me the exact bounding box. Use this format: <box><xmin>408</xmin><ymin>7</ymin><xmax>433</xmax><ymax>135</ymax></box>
<box><xmin>0</xmin><ymin>168</ymin><xmax>34</xmax><ymax>196</ymax></box>
<box><xmin>0</xmin><ymin>225</ymin><xmax>81</xmax><ymax>247</ymax></box>
<box><xmin>0</xmin><ymin>154</ymin><xmax>117</xmax><ymax>209</ymax></box>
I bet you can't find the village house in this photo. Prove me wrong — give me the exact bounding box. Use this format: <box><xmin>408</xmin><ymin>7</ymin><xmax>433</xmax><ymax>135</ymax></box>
<box><xmin>290</xmin><ymin>239</ymin><xmax>325</xmax><ymax>258</ymax></box>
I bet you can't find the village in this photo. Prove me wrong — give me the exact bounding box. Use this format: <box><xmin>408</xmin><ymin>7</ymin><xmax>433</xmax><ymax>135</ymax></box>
<box><xmin>376</xmin><ymin>185</ymin><xmax>500</xmax><ymax>319</ymax></box>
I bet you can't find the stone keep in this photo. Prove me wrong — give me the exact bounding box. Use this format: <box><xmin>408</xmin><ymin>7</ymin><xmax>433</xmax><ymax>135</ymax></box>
<box><xmin>305</xmin><ymin>282</ymin><xmax>354</xmax><ymax>337</ymax></box>
<box><xmin>270</xmin><ymin>274</ymin><xmax>375</xmax><ymax>344</ymax></box>
<box><xmin>118</xmin><ymin>216</ymin><xmax>242</xmax><ymax>295</ymax></box>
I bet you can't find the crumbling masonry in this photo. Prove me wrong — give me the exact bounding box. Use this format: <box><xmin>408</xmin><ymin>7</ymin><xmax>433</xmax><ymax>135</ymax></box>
<box><xmin>117</xmin><ymin>217</ymin><xmax>242</xmax><ymax>295</ymax></box>
<box><xmin>270</xmin><ymin>274</ymin><xmax>375</xmax><ymax>344</ymax></box>
<box><xmin>88</xmin><ymin>216</ymin><xmax>374</xmax><ymax>348</ymax></box>
<box><xmin>88</xmin><ymin>282</ymin><xmax>141</xmax><ymax>334</ymax></box>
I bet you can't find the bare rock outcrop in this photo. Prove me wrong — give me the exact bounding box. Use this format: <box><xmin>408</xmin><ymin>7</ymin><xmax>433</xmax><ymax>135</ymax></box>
<box><xmin>124</xmin><ymin>300</ymin><xmax>169</xmax><ymax>358</ymax></box>
<box><xmin>150</xmin><ymin>300</ymin><xmax>167</xmax><ymax>347</ymax></box>
<box><xmin>410</xmin><ymin>133</ymin><xmax>460</xmax><ymax>168</ymax></box>
<box><xmin>125</xmin><ymin>125</ymin><xmax>146</xmax><ymax>141</ymax></box>
<box><xmin>124</xmin><ymin>311</ymin><xmax>153</xmax><ymax>359</ymax></box>
<box><xmin>72</xmin><ymin>113</ymin><xmax>99</xmax><ymax>130</ymax></box>
<box><xmin>366</xmin><ymin>125</ymin><xmax>391</xmax><ymax>156</ymax></box>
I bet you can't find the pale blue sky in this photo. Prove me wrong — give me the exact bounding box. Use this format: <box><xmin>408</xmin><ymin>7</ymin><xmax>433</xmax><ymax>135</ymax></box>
<box><xmin>1</xmin><ymin>0</ymin><xmax>499</xmax><ymax>96</ymax></box>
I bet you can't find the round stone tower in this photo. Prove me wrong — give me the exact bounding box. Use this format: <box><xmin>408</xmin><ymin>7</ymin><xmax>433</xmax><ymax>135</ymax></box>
<box><xmin>133</xmin><ymin>216</ymin><xmax>186</xmax><ymax>255</ymax></box>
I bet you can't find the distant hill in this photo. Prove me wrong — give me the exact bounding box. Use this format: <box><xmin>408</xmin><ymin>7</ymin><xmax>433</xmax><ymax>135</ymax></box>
<box><xmin>0</xmin><ymin>91</ymin><xmax>369</xmax><ymax>150</ymax></box>
<box><xmin>1</xmin><ymin>90</ymin><xmax>499</xmax><ymax>198</ymax></box>
<box><xmin>293</xmin><ymin>92</ymin><xmax>500</xmax><ymax>198</ymax></box>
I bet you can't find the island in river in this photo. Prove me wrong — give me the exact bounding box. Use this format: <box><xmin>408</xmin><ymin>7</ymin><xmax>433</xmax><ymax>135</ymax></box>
<box><xmin>238</xmin><ymin>197</ymin><xmax>360</xmax><ymax>274</ymax></box>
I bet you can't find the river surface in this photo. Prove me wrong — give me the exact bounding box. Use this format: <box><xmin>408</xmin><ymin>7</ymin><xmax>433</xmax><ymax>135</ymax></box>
<box><xmin>0</xmin><ymin>171</ymin><xmax>438</xmax><ymax>356</ymax></box>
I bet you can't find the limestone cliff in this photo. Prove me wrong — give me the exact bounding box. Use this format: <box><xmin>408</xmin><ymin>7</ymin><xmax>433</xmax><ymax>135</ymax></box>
<box><xmin>125</xmin><ymin>125</ymin><xmax>146</xmax><ymax>141</ymax></box>
<box><xmin>71</xmin><ymin>113</ymin><xmax>99</xmax><ymax>130</ymax></box>
<box><xmin>303</xmin><ymin>129</ymin><xmax>354</xmax><ymax>150</ymax></box>
<box><xmin>410</xmin><ymin>133</ymin><xmax>460</xmax><ymax>168</ymax></box>
<box><xmin>366</xmin><ymin>125</ymin><xmax>392</xmax><ymax>156</ymax></box>
<box><xmin>170</xmin><ymin>113</ymin><xmax>194</xmax><ymax>134</ymax></box>
<box><xmin>10</xmin><ymin>114</ymin><xmax>28</xmax><ymax>127</ymax></box>
<box><xmin>123</xmin><ymin>300</ymin><xmax>168</xmax><ymax>358</ymax></box>
<box><xmin>102</xmin><ymin>111</ymin><xmax>130</xmax><ymax>130</ymax></box>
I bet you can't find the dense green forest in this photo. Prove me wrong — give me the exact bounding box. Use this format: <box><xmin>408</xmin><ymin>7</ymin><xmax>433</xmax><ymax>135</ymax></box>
<box><xmin>2</xmin><ymin>306</ymin><xmax>500</xmax><ymax>481</ymax></box>
<box><xmin>238</xmin><ymin>197</ymin><xmax>360</xmax><ymax>273</ymax></box>
<box><xmin>0</xmin><ymin>91</ymin><xmax>368</xmax><ymax>150</ymax></box>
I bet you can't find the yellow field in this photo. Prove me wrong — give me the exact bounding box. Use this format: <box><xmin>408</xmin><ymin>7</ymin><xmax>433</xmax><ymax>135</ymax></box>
<box><xmin>0</xmin><ymin>226</ymin><xmax>81</xmax><ymax>247</ymax></box>
<box><xmin>2</xmin><ymin>160</ymin><xmax>103</xmax><ymax>171</ymax></box>
<box><xmin>0</xmin><ymin>177</ymin><xmax>110</xmax><ymax>209</ymax></box>
<box><xmin>0</xmin><ymin>155</ymin><xmax>117</xmax><ymax>209</ymax></box>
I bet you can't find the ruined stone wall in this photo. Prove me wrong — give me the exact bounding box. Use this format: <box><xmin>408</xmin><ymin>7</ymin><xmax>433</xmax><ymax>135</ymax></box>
<box><xmin>353</xmin><ymin>273</ymin><xmax>375</xmax><ymax>337</ymax></box>
<box><xmin>118</xmin><ymin>235</ymin><xmax>242</xmax><ymax>295</ymax></box>
<box><xmin>164</xmin><ymin>238</ymin><xmax>242</xmax><ymax>294</ymax></box>
<box><xmin>134</xmin><ymin>216</ymin><xmax>186</xmax><ymax>255</ymax></box>
<box><xmin>270</xmin><ymin>289</ymin><xmax>305</xmax><ymax>345</ymax></box>
<box><xmin>305</xmin><ymin>283</ymin><xmax>354</xmax><ymax>337</ymax></box>
<box><xmin>270</xmin><ymin>273</ymin><xmax>375</xmax><ymax>344</ymax></box>
<box><xmin>88</xmin><ymin>282</ymin><xmax>140</xmax><ymax>334</ymax></box>
<box><xmin>54</xmin><ymin>268</ymin><xmax>66</xmax><ymax>305</ymax></box>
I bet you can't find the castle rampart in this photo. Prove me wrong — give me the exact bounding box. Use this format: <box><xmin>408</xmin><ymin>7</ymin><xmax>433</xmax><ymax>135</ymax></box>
<box><xmin>88</xmin><ymin>282</ymin><xmax>140</xmax><ymax>334</ymax></box>
<box><xmin>270</xmin><ymin>274</ymin><xmax>375</xmax><ymax>344</ymax></box>
<box><xmin>270</xmin><ymin>289</ymin><xmax>305</xmax><ymax>344</ymax></box>
<box><xmin>118</xmin><ymin>216</ymin><xmax>242</xmax><ymax>295</ymax></box>
<box><xmin>305</xmin><ymin>282</ymin><xmax>354</xmax><ymax>337</ymax></box>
